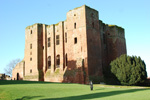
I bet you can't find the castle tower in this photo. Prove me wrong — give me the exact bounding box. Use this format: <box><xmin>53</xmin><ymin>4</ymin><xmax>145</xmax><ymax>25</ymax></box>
<box><xmin>85</xmin><ymin>6</ymin><xmax>103</xmax><ymax>80</ymax></box>
<box><xmin>64</xmin><ymin>5</ymin><xmax>103</xmax><ymax>83</ymax></box>
<box><xmin>24</xmin><ymin>24</ymin><xmax>44</xmax><ymax>81</ymax></box>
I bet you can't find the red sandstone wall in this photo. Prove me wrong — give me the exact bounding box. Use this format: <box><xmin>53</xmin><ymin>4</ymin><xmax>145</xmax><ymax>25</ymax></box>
<box><xmin>63</xmin><ymin>5</ymin><xmax>88</xmax><ymax>84</ymax></box>
<box><xmin>45</xmin><ymin>22</ymin><xmax>65</xmax><ymax>82</ymax></box>
<box><xmin>12</xmin><ymin>61</ymin><xmax>24</xmax><ymax>80</ymax></box>
<box><xmin>24</xmin><ymin>24</ymin><xmax>40</xmax><ymax>81</ymax></box>
<box><xmin>85</xmin><ymin>6</ymin><xmax>103</xmax><ymax>81</ymax></box>
<box><xmin>19</xmin><ymin>5</ymin><xmax>127</xmax><ymax>84</ymax></box>
<box><xmin>42</xmin><ymin>24</ymin><xmax>47</xmax><ymax>77</ymax></box>
<box><xmin>106</xmin><ymin>26</ymin><xmax>127</xmax><ymax>65</ymax></box>
<box><xmin>37</xmin><ymin>24</ymin><xmax>44</xmax><ymax>81</ymax></box>
<box><xmin>99</xmin><ymin>21</ymin><xmax>109</xmax><ymax>68</ymax></box>
<box><xmin>45</xmin><ymin>25</ymin><xmax>55</xmax><ymax>81</ymax></box>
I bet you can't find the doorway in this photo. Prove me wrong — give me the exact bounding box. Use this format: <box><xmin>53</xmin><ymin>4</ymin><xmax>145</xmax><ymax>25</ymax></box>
<box><xmin>17</xmin><ymin>73</ymin><xmax>19</xmax><ymax>80</ymax></box>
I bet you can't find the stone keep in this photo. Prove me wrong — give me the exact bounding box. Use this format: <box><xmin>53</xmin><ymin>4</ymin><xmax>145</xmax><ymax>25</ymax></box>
<box><xmin>12</xmin><ymin>5</ymin><xmax>126</xmax><ymax>84</ymax></box>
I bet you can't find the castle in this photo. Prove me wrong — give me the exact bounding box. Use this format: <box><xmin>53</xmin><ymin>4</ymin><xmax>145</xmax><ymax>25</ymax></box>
<box><xmin>12</xmin><ymin>5</ymin><xmax>126</xmax><ymax>84</ymax></box>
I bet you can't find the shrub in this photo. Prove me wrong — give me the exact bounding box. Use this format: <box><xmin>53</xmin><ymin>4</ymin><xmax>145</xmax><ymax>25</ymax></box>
<box><xmin>110</xmin><ymin>54</ymin><xmax>147</xmax><ymax>85</ymax></box>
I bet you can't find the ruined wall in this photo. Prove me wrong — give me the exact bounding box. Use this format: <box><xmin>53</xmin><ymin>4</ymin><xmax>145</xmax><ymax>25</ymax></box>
<box><xmin>24</xmin><ymin>24</ymin><xmax>43</xmax><ymax>81</ymax></box>
<box><xmin>63</xmin><ymin>5</ymin><xmax>88</xmax><ymax>84</ymax></box>
<box><xmin>106</xmin><ymin>25</ymin><xmax>127</xmax><ymax>65</ymax></box>
<box><xmin>99</xmin><ymin>20</ymin><xmax>109</xmax><ymax>69</ymax></box>
<box><xmin>45</xmin><ymin>22</ymin><xmax>65</xmax><ymax>82</ymax></box>
<box><xmin>13</xmin><ymin>5</ymin><xmax>127</xmax><ymax>84</ymax></box>
<box><xmin>12</xmin><ymin>61</ymin><xmax>25</xmax><ymax>80</ymax></box>
<box><xmin>42</xmin><ymin>24</ymin><xmax>47</xmax><ymax>78</ymax></box>
<box><xmin>45</xmin><ymin>25</ymin><xmax>55</xmax><ymax>81</ymax></box>
<box><xmin>37</xmin><ymin>24</ymin><xmax>44</xmax><ymax>81</ymax></box>
<box><xmin>85</xmin><ymin>6</ymin><xmax>103</xmax><ymax>83</ymax></box>
<box><xmin>100</xmin><ymin>22</ymin><xmax>127</xmax><ymax>71</ymax></box>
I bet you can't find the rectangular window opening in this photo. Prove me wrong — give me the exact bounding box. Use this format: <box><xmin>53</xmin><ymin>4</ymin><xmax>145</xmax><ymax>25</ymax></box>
<box><xmin>74</xmin><ymin>23</ymin><xmax>76</xmax><ymax>29</ymax></box>
<box><xmin>48</xmin><ymin>37</ymin><xmax>51</xmax><ymax>47</ymax></box>
<box><xmin>30</xmin><ymin>69</ymin><xmax>32</xmax><ymax>73</ymax></box>
<box><xmin>65</xmin><ymin>32</ymin><xmax>67</xmax><ymax>43</ymax></box>
<box><xmin>56</xmin><ymin>35</ymin><xmax>59</xmax><ymax>45</ymax></box>
<box><xmin>31</xmin><ymin>30</ymin><xmax>32</xmax><ymax>34</ymax></box>
<box><xmin>74</xmin><ymin>37</ymin><xmax>77</xmax><ymax>44</ymax></box>
<box><xmin>30</xmin><ymin>57</ymin><xmax>32</xmax><ymax>61</ymax></box>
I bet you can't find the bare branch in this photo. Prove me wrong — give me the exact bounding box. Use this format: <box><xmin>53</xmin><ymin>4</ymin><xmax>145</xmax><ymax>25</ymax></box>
<box><xmin>4</xmin><ymin>58</ymin><xmax>21</xmax><ymax>76</ymax></box>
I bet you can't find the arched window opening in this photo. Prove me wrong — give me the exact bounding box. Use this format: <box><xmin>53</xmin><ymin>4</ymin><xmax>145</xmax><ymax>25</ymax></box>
<box><xmin>48</xmin><ymin>56</ymin><xmax>51</xmax><ymax>69</ymax></box>
<box><xmin>56</xmin><ymin>55</ymin><xmax>60</xmax><ymax>68</ymax></box>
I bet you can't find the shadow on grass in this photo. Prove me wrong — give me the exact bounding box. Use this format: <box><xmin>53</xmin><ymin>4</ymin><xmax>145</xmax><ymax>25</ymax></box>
<box><xmin>0</xmin><ymin>80</ymin><xmax>83</xmax><ymax>85</ymax></box>
<box><xmin>0</xmin><ymin>80</ymin><xmax>54</xmax><ymax>85</ymax></box>
<box><xmin>16</xmin><ymin>96</ymin><xmax>42</xmax><ymax>100</ymax></box>
<box><xmin>40</xmin><ymin>89</ymin><xmax>149</xmax><ymax>100</ymax></box>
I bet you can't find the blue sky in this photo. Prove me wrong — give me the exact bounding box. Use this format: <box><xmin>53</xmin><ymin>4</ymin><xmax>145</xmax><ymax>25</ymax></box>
<box><xmin>0</xmin><ymin>0</ymin><xmax>150</xmax><ymax>77</ymax></box>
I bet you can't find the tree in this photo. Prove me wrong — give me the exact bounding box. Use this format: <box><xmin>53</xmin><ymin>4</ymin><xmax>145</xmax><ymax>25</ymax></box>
<box><xmin>110</xmin><ymin>54</ymin><xmax>147</xmax><ymax>85</ymax></box>
<box><xmin>4</xmin><ymin>58</ymin><xmax>21</xmax><ymax>76</ymax></box>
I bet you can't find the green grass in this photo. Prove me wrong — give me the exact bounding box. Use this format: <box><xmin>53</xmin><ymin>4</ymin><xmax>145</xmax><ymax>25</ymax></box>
<box><xmin>0</xmin><ymin>80</ymin><xmax>150</xmax><ymax>100</ymax></box>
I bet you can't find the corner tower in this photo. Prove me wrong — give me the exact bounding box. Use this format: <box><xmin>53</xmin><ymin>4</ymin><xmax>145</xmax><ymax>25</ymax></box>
<box><xmin>65</xmin><ymin>5</ymin><xmax>88</xmax><ymax>83</ymax></box>
<box><xmin>65</xmin><ymin>5</ymin><xmax>103</xmax><ymax>83</ymax></box>
<box><xmin>85</xmin><ymin>6</ymin><xmax>103</xmax><ymax>82</ymax></box>
<box><xmin>24</xmin><ymin>24</ymin><xmax>44</xmax><ymax>81</ymax></box>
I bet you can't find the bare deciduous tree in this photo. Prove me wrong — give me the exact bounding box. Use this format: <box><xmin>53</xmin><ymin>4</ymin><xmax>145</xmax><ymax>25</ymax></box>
<box><xmin>4</xmin><ymin>58</ymin><xmax>21</xmax><ymax>76</ymax></box>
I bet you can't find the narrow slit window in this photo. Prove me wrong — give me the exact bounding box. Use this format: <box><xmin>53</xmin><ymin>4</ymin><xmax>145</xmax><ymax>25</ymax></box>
<box><xmin>30</xmin><ymin>57</ymin><xmax>32</xmax><ymax>61</ymax></box>
<box><xmin>48</xmin><ymin>37</ymin><xmax>51</xmax><ymax>47</ymax></box>
<box><xmin>65</xmin><ymin>32</ymin><xmax>67</xmax><ymax>43</ymax></box>
<box><xmin>31</xmin><ymin>30</ymin><xmax>32</xmax><ymax>34</ymax></box>
<box><xmin>30</xmin><ymin>69</ymin><xmax>32</xmax><ymax>73</ymax></box>
<box><xmin>74</xmin><ymin>37</ymin><xmax>77</xmax><ymax>44</ymax></box>
<box><xmin>74</xmin><ymin>23</ymin><xmax>76</xmax><ymax>29</ymax></box>
<box><xmin>30</xmin><ymin>44</ymin><xmax>32</xmax><ymax>49</ymax></box>
<box><xmin>56</xmin><ymin>35</ymin><xmax>59</xmax><ymax>45</ymax></box>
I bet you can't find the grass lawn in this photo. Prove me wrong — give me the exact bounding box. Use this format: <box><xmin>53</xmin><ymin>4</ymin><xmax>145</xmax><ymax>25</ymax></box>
<box><xmin>0</xmin><ymin>80</ymin><xmax>150</xmax><ymax>100</ymax></box>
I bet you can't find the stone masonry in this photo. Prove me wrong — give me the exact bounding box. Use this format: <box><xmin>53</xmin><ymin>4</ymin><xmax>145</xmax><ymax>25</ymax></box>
<box><xmin>12</xmin><ymin>5</ymin><xmax>126</xmax><ymax>84</ymax></box>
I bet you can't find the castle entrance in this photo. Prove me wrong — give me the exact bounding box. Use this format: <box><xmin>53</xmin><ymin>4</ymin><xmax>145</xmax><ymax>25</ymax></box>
<box><xmin>17</xmin><ymin>73</ymin><xmax>19</xmax><ymax>80</ymax></box>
